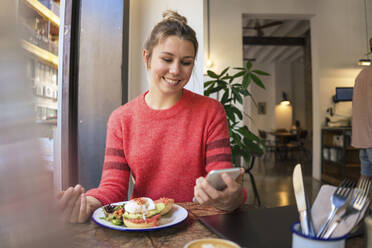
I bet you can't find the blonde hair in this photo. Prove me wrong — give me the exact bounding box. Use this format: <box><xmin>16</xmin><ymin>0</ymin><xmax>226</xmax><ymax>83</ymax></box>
<box><xmin>144</xmin><ymin>10</ymin><xmax>198</xmax><ymax>60</ymax></box>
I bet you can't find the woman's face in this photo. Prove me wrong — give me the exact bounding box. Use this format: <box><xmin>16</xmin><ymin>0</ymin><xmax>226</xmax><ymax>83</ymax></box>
<box><xmin>144</xmin><ymin>35</ymin><xmax>195</xmax><ymax>97</ymax></box>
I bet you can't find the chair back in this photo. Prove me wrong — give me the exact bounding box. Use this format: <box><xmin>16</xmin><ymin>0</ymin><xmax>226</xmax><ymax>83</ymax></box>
<box><xmin>276</xmin><ymin>128</ymin><xmax>288</xmax><ymax>133</ymax></box>
<box><xmin>258</xmin><ymin>130</ymin><xmax>267</xmax><ymax>139</ymax></box>
<box><xmin>299</xmin><ymin>130</ymin><xmax>308</xmax><ymax>140</ymax></box>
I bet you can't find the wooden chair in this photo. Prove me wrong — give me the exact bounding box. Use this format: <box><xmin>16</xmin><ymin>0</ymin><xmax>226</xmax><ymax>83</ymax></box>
<box><xmin>286</xmin><ymin>130</ymin><xmax>309</xmax><ymax>161</ymax></box>
<box><xmin>258</xmin><ymin>130</ymin><xmax>276</xmax><ymax>160</ymax></box>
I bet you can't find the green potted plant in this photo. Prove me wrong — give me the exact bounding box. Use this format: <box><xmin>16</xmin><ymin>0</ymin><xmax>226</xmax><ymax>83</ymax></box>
<box><xmin>204</xmin><ymin>61</ymin><xmax>270</xmax><ymax>166</ymax></box>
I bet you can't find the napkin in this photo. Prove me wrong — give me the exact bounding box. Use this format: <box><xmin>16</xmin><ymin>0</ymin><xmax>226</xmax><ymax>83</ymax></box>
<box><xmin>311</xmin><ymin>184</ymin><xmax>369</xmax><ymax>238</ymax></box>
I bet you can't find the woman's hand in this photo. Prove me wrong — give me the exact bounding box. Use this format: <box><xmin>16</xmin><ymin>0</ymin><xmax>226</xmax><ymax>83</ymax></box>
<box><xmin>193</xmin><ymin>168</ymin><xmax>244</xmax><ymax>212</ymax></box>
<box><xmin>56</xmin><ymin>185</ymin><xmax>102</xmax><ymax>223</ymax></box>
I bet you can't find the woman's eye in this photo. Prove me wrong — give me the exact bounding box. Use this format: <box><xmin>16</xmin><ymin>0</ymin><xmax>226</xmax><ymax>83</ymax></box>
<box><xmin>182</xmin><ymin>61</ymin><xmax>193</xmax><ymax>66</ymax></box>
<box><xmin>162</xmin><ymin>58</ymin><xmax>172</xmax><ymax>63</ymax></box>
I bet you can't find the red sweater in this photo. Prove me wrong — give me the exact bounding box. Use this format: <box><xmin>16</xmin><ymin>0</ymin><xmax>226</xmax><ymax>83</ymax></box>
<box><xmin>86</xmin><ymin>89</ymin><xmax>246</xmax><ymax>205</ymax></box>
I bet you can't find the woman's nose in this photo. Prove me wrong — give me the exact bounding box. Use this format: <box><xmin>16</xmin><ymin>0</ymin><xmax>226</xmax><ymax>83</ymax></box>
<box><xmin>169</xmin><ymin>62</ymin><xmax>180</xmax><ymax>74</ymax></box>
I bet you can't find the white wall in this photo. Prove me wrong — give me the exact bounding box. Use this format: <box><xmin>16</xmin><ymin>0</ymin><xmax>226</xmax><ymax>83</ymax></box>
<box><xmin>276</xmin><ymin>63</ymin><xmax>293</xmax><ymax>105</ymax></box>
<box><xmin>250</xmin><ymin>62</ymin><xmax>305</xmax><ymax>134</ymax></box>
<box><xmin>210</xmin><ymin>0</ymin><xmax>370</xmax><ymax>180</ymax></box>
<box><xmin>249</xmin><ymin>63</ymin><xmax>276</xmax><ymax>134</ymax></box>
<box><xmin>292</xmin><ymin>62</ymin><xmax>306</xmax><ymax>129</ymax></box>
<box><xmin>128</xmin><ymin>0</ymin><xmax>204</xmax><ymax>100</ymax></box>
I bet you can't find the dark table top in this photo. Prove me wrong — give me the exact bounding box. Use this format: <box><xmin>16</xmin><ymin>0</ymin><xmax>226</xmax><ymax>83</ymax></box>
<box><xmin>67</xmin><ymin>202</ymin><xmax>365</xmax><ymax>248</ymax></box>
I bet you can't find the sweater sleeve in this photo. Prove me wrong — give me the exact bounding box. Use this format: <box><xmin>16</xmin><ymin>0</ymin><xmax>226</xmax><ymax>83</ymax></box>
<box><xmin>205</xmin><ymin>101</ymin><xmax>233</xmax><ymax>172</ymax></box>
<box><xmin>204</xmin><ymin>101</ymin><xmax>247</xmax><ymax>205</ymax></box>
<box><xmin>85</xmin><ymin>110</ymin><xmax>130</xmax><ymax>205</ymax></box>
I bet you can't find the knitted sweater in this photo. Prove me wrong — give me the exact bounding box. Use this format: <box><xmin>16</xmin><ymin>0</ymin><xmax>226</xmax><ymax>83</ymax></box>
<box><xmin>86</xmin><ymin>89</ymin><xmax>246</xmax><ymax>205</ymax></box>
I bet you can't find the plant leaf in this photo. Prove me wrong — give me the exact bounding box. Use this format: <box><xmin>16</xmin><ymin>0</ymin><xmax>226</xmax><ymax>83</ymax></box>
<box><xmin>242</xmin><ymin>73</ymin><xmax>251</xmax><ymax>89</ymax></box>
<box><xmin>221</xmin><ymin>89</ymin><xmax>230</xmax><ymax>104</ymax></box>
<box><xmin>251</xmin><ymin>73</ymin><xmax>265</xmax><ymax>89</ymax></box>
<box><xmin>203</xmin><ymin>83</ymin><xmax>215</xmax><ymax>96</ymax></box>
<box><xmin>207</xmin><ymin>70</ymin><xmax>219</xmax><ymax>78</ymax></box>
<box><xmin>237</xmin><ymin>126</ymin><xmax>260</xmax><ymax>143</ymax></box>
<box><xmin>241</xmin><ymin>149</ymin><xmax>252</xmax><ymax>167</ymax></box>
<box><xmin>231</xmin><ymin>87</ymin><xmax>243</xmax><ymax>104</ymax></box>
<box><xmin>204</xmin><ymin>80</ymin><xmax>216</xmax><ymax>88</ymax></box>
<box><xmin>231</xmin><ymin>70</ymin><xmax>246</xmax><ymax>79</ymax></box>
<box><xmin>232</xmin><ymin>131</ymin><xmax>242</xmax><ymax>145</ymax></box>
<box><xmin>231</xmin><ymin>145</ymin><xmax>242</xmax><ymax>166</ymax></box>
<box><xmin>224</xmin><ymin>106</ymin><xmax>236</xmax><ymax>123</ymax></box>
<box><xmin>216</xmin><ymin>80</ymin><xmax>228</xmax><ymax>88</ymax></box>
<box><xmin>205</xmin><ymin>85</ymin><xmax>225</xmax><ymax>95</ymax></box>
<box><xmin>252</xmin><ymin>69</ymin><xmax>270</xmax><ymax>76</ymax></box>
<box><xmin>219</xmin><ymin>67</ymin><xmax>230</xmax><ymax>78</ymax></box>
<box><xmin>240</xmin><ymin>88</ymin><xmax>250</xmax><ymax>97</ymax></box>
<box><xmin>244</xmin><ymin>139</ymin><xmax>264</xmax><ymax>157</ymax></box>
<box><xmin>230</xmin><ymin>105</ymin><xmax>243</xmax><ymax>120</ymax></box>
<box><xmin>245</xmin><ymin>61</ymin><xmax>252</xmax><ymax>70</ymax></box>
<box><xmin>233</xmin><ymin>67</ymin><xmax>246</xmax><ymax>70</ymax></box>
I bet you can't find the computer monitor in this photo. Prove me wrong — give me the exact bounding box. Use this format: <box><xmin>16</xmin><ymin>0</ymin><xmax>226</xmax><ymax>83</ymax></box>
<box><xmin>334</xmin><ymin>87</ymin><xmax>353</xmax><ymax>102</ymax></box>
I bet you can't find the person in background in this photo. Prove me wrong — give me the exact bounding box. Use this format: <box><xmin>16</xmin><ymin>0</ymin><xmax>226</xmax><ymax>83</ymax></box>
<box><xmin>57</xmin><ymin>10</ymin><xmax>246</xmax><ymax>223</ymax></box>
<box><xmin>352</xmin><ymin>49</ymin><xmax>372</xmax><ymax>177</ymax></box>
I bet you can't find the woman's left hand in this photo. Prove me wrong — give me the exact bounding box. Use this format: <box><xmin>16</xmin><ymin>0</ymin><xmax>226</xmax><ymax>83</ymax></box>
<box><xmin>193</xmin><ymin>168</ymin><xmax>245</xmax><ymax>212</ymax></box>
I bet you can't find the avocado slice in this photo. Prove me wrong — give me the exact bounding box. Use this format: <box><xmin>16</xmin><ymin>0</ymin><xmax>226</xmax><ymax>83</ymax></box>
<box><xmin>123</xmin><ymin>203</ymin><xmax>165</xmax><ymax>219</ymax></box>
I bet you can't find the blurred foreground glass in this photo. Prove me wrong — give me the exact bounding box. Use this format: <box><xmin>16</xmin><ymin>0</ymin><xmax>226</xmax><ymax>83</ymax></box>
<box><xmin>365</xmin><ymin>215</ymin><xmax>372</xmax><ymax>248</ymax></box>
<box><xmin>0</xmin><ymin>1</ymin><xmax>69</xmax><ymax>247</ymax></box>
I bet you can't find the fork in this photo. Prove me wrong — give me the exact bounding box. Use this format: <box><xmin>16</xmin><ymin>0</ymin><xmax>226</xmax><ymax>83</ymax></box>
<box><xmin>323</xmin><ymin>178</ymin><xmax>371</xmax><ymax>238</ymax></box>
<box><xmin>317</xmin><ymin>179</ymin><xmax>356</xmax><ymax>238</ymax></box>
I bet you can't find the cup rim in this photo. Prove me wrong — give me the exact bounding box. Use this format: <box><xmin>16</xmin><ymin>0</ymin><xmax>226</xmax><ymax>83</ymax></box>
<box><xmin>290</xmin><ymin>221</ymin><xmax>348</xmax><ymax>241</ymax></box>
<box><xmin>184</xmin><ymin>238</ymin><xmax>240</xmax><ymax>248</ymax></box>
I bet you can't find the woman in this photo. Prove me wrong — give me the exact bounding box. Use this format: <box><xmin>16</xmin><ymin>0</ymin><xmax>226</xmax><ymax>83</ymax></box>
<box><xmin>57</xmin><ymin>10</ymin><xmax>246</xmax><ymax>223</ymax></box>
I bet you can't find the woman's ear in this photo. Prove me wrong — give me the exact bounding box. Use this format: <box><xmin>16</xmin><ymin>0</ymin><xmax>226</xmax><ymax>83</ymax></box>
<box><xmin>142</xmin><ymin>49</ymin><xmax>150</xmax><ymax>69</ymax></box>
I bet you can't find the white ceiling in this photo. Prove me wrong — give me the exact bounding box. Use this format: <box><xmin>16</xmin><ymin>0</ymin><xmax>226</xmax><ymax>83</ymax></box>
<box><xmin>242</xmin><ymin>16</ymin><xmax>310</xmax><ymax>64</ymax></box>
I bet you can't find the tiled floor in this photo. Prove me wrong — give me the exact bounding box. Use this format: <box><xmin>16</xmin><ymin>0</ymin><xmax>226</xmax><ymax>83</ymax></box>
<box><xmin>242</xmin><ymin>152</ymin><xmax>322</xmax><ymax>208</ymax></box>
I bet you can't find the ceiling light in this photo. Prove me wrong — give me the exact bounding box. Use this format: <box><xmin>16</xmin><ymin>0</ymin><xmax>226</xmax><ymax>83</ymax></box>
<box><xmin>280</xmin><ymin>92</ymin><xmax>290</xmax><ymax>105</ymax></box>
<box><xmin>358</xmin><ymin>58</ymin><xmax>371</xmax><ymax>66</ymax></box>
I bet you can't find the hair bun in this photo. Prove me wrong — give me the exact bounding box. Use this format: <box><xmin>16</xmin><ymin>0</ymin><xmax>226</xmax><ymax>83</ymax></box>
<box><xmin>162</xmin><ymin>10</ymin><xmax>187</xmax><ymax>24</ymax></box>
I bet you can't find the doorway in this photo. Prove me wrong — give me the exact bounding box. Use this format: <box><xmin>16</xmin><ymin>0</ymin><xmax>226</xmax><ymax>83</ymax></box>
<box><xmin>242</xmin><ymin>16</ymin><xmax>313</xmax><ymax>169</ymax></box>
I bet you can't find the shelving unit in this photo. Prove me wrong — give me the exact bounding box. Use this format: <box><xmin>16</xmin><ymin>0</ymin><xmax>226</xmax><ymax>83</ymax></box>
<box><xmin>24</xmin><ymin>0</ymin><xmax>60</xmax><ymax>27</ymax></box>
<box><xmin>21</xmin><ymin>40</ymin><xmax>58</xmax><ymax>67</ymax></box>
<box><xmin>321</xmin><ymin>127</ymin><xmax>360</xmax><ymax>185</ymax></box>
<box><xmin>18</xmin><ymin>0</ymin><xmax>60</xmax><ymax>125</ymax></box>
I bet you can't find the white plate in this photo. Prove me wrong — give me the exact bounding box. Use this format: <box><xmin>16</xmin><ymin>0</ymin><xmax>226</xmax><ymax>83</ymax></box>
<box><xmin>92</xmin><ymin>201</ymin><xmax>188</xmax><ymax>231</ymax></box>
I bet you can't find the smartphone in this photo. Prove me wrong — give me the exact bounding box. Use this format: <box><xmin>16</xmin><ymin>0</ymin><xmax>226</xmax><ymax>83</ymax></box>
<box><xmin>206</xmin><ymin>167</ymin><xmax>241</xmax><ymax>191</ymax></box>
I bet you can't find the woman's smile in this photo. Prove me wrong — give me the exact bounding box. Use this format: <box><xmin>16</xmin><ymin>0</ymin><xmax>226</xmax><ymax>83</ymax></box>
<box><xmin>163</xmin><ymin>77</ymin><xmax>181</xmax><ymax>86</ymax></box>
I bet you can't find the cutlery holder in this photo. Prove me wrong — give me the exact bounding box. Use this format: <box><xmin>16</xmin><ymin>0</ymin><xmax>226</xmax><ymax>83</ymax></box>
<box><xmin>291</xmin><ymin>222</ymin><xmax>347</xmax><ymax>248</ymax></box>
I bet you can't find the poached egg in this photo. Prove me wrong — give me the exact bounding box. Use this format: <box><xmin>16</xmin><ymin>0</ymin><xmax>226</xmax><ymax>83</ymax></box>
<box><xmin>124</xmin><ymin>197</ymin><xmax>156</xmax><ymax>214</ymax></box>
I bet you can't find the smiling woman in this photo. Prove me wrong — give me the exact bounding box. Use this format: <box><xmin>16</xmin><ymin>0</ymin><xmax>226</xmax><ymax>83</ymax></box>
<box><xmin>142</xmin><ymin>10</ymin><xmax>197</xmax><ymax>110</ymax></box>
<box><xmin>56</xmin><ymin>10</ymin><xmax>246</xmax><ymax>224</ymax></box>
<box><xmin>143</xmin><ymin>35</ymin><xmax>195</xmax><ymax>109</ymax></box>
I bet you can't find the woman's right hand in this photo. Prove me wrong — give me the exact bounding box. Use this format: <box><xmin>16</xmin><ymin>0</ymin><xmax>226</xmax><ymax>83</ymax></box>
<box><xmin>56</xmin><ymin>184</ymin><xmax>102</xmax><ymax>223</ymax></box>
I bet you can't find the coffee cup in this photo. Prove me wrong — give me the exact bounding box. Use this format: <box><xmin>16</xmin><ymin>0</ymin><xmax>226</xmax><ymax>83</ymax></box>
<box><xmin>184</xmin><ymin>238</ymin><xmax>241</xmax><ymax>248</ymax></box>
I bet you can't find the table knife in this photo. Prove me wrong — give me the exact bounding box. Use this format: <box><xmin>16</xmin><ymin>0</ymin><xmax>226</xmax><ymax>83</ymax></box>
<box><xmin>293</xmin><ymin>164</ymin><xmax>309</xmax><ymax>235</ymax></box>
<box><xmin>305</xmin><ymin>192</ymin><xmax>315</xmax><ymax>237</ymax></box>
